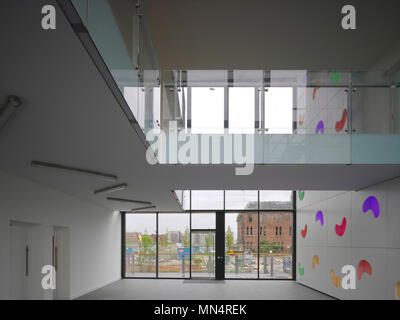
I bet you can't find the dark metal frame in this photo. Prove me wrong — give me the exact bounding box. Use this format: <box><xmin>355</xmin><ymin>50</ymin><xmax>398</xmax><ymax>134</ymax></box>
<box><xmin>122</xmin><ymin>190</ymin><xmax>296</xmax><ymax>281</ymax></box>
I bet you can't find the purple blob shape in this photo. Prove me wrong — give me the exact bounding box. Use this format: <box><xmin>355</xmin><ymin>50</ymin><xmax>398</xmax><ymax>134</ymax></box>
<box><xmin>316</xmin><ymin>120</ymin><xmax>324</xmax><ymax>134</ymax></box>
<box><xmin>315</xmin><ymin>210</ymin><xmax>324</xmax><ymax>226</ymax></box>
<box><xmin>302</xmin><ymin>72</ymin><xmax>308</xmax><ymax>84</ymax></box>
<box><xmin>362</xmin><ymin>196</ymin><xmax>380</xmax><ymax>218</ymax></box>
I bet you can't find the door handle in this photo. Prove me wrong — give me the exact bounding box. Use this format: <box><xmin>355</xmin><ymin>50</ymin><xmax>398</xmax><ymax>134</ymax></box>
<box><xmin>55</xmin><ymin>246</ymin><xmax>58</xmax><ymax>272</ymax></box>
<box><xmin>25</xmin><ymin>245</ymin><xmax>29</xmax><ymax>276</ymax></box>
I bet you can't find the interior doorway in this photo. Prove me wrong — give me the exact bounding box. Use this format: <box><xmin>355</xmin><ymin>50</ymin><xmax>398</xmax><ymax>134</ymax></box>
<box><xmin>10</xmin><ymin>221</ymin><xmax>44</xmax><ymax>299</ymax></box>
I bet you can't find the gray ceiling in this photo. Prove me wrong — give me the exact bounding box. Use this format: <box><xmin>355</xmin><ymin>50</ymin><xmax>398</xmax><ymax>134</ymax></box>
<box><xmin>1</xmin><ymin>0</ymin><xmax>400</xmax><ymax>212</ymax></box>
<box><xmin>144</xmin><ymin>0</ymin><xmax>400</xmax><ymax>70</ymax></box>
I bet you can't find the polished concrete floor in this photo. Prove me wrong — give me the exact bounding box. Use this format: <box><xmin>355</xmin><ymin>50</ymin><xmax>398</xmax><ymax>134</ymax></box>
<box><xmin>78</xmin><ymin>279</ymin><xmax>334</xmax><ymax>300</ymax></box>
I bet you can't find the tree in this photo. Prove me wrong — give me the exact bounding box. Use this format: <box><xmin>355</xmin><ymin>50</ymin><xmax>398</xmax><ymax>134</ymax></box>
<box><xmin>161</xmin><ymin>236</ymin><xmax>169</xmax><ymax>247</ymax></box>
<box><xmin>205</xmin><ymin>233</ymin><xmax>214</xmax><ymax>253</ymax></box>
<box><xmin>225</xmin><ymin>226</ymin><xmax>234</xmax><ymax>250</ymax></box>
<box><xmin>141</xmin><ymin>235</ymin><xmax>153</xmax><ymax>250</ymax></box>
<box><xmin>259</xmin><ymin>240</ymin><xmax>282</xmax><ymax>253</ymax></box>
<box><xmin>183</xmin><ymin>227</ymin><xmax>190</xmax><ymax>247</ymax></box>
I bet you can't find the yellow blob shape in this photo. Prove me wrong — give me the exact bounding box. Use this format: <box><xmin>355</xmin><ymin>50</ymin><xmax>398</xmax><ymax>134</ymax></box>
<box><xmin>312</xmin><ymin>255</ymin><xmax>320</xmax><ymax>269</ymax></box>
<box><xmin>395</xmin><ymin>282</ymin><xmax>400</xmax><ymax>300</ymax></box>
<box><xmin>299</xmin><ymin>114</ymin><xmax>305</xmax><ymax>127</ymax></box>
<box><xmin>330</xmin><ymin>269</ymin><xmax>341</xmax><ymax>288</ymax></box>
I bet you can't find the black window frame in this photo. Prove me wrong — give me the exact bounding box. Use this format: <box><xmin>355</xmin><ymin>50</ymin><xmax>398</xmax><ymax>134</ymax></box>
<box><xmin>121</xmin><ymin>190</ymin><xmax>296</xmax><ymax>280</ymax></box>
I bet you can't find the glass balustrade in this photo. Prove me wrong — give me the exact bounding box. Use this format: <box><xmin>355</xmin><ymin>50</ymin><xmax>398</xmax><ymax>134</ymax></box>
<box><xmin>69</xmin><ymin>1</ymin><xmax>400</xmax><ymax>166</ymax></box>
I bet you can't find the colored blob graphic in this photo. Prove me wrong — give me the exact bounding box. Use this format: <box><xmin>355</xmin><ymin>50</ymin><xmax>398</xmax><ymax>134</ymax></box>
<box><xmin>299</xmin><ymin>114</ymin><xmax>305</xmax><ymax>127</ymax></box>
<box><xmin>335</xmin><ymin>217</ymin><xmax>347</xmax><ymax>237</ymax></box>
<box><xmin>298</xmin><ymin>263</ymin><xmax>305</xmax><ymax>276</ymax></box>
<box><xmin>330</xmin><ymin>269</ymin><xmax>342</xmax><ymax>288</ymax></box>
<box><xmin>302</xmin><ymin>72</ymin><xmax>308</xmax><ymax>84</ymax></box>
<box><xmin>313</xmin><ymin>80</ymin><xmax>321</xmax><ymax>100</ymax></box>
<box><xmin>298</xmin><ymin>190</ymin><xmax>305</xmax><ymax>200</ymax></box>
<box><xmin>312</xmin><ymin>255</ymin><xmax>320</xmax><ymax>269</ymax></box>
<box><xmin>315</xmin><ymin>210</ymin><xmax>324</xmax><ymax>226</ymax></box>
<box><xmin>357</xmin><ymin>260</ymin><xmax>372</xmax><ymax>280</ymax></box>
<box><xmin>362</xmin><ymin>196</ymin><xmax>380</xmax><ymax>219</ymax></box>
<box><xmin>331</xmin><ymin>72</ymin><xmax>342</xmax><ymax>83</ymax></box>
<box><xmin>335</xmin><ymin>109</ymin><xmax>347</xmax><ymax>132</ymax></box>
<box><xmin>395</xmin><ymin>282</ymin><xmax>400</xmax><ymax>300</ymax></box>
<box><xmin>301</xmin><ymin>224</ymin><xmax>308</xmax><ymax>238</ymax></box>
<box><xmin>316</xmin><ymin>120</ymin><xmax>324</xmax><ymax>134</ymax></box>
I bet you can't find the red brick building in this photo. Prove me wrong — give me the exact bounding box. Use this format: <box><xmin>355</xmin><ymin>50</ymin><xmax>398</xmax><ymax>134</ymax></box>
<box><xmin>237</xmin><ymin>212</ymin><xmax>293</xmax><ymax>253</ymax></box>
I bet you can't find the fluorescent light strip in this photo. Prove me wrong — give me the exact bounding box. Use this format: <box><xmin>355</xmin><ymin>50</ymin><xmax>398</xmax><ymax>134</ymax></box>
<box><xmin>129</xmin><ymin>205</ymin><xmax>156</xmax><ymax>212</ymax></box>
<box><xmin>31</xmin><ymin>161</ymin><xmax>118</xmax><ymax>182</ymax></box>
<box><xmin>94</xmin><ymin>183</ymin><xmax>127</xmax><ymax>195</ymax></box>
<box><xmin>107</xmin><ymin>197</ymin><xmax>151</xmax><ymax>206</ymax></box>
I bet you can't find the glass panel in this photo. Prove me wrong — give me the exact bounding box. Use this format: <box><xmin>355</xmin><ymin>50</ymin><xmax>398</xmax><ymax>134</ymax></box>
<box><xmin>259</xmin><ymin>191</ymin><xmax>293</xmax><ymax>210</ymax></box>
<box><xmin>158</xmin><ymin>214</ymin><xmax>190</xmax><ymax>278</ymax></box>
<box><xmin>125</xmin><ymin>214</ymin><xmax>156</xmax><ymax>277</ymax></box>
<box><xmin>124</xmin><ymin>86</ymin><xmax>145</xmax><ymax>128</ymax></box>
<box><xmin>229</xmin><ymin>87</ymin><xmax>255</xmax><ymax>133</ymax></box>
<box><xmin>225</xmin><ymin>190</ymin><xmax>258</xmax><ymax>210</ymax></box>
<box><xmin>265</xmin><ymin>87</ymin><xmax>293</xmax><ymax>134</ymax></box>
<box><xmin>173</xmin><ymin>190</ymin><xmax>190</xmax><ymax>210</ymax></box>
<box><xmin>191</xmin><ymin>87</ymin><xmax>224</xmax><ymax>134</ymax></box>
<box><xmin>191</xmin><ymin>231</ymin><xmax>215</xmax><ymax>278</ymax></box>
<box><xmin>259</xmin><ymin>212</ymin><xmax>293</xmax><ymax>279</ymax></box>
<box><xmin>191</xmin><ymin>213</ymin><xmax>216</xmax><ymax>230</ymax></box>
<box><xmin>351</xmin><ymin>87</ymin><xmax>400</xmax><ymax>164</ymax></box>
<box><xmin>191</xmin><ymin>190</ymin><xmax>223</xmax><ymax>210</ymax></box>
<box><xmin>225</xmin><ymin>213</ymin><xmax>258</xmax><ymax>279</ymax></box>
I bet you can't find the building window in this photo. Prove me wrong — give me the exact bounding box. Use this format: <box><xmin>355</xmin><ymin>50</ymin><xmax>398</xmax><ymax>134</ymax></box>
<box><xmin>275</xmin><ymin>226</ymin><xmax>278</xmax><ymax>235</ymax></box>
<box><xmin>263</xmin><ymin>227</ymin><xmax>266</xmax><ymax>236</ymax></box>
<box><xmin>250</xmin><ymin>226</ymin><xmax>253</xmax><ymax>235</ymax></box>
<box><xmin>289</xmin><ymin>226</ymin><xmax>292</xmax><ymax>236</ymax></box>
<box><xmin>279</xmin><ymin>226</ymin><xmax>282</xmax><ymax>236</ymax></box>
<box><xmin>248</xmin><ymin>214</ymin><xmax>253</xmax><ymax>223</ymax></box>
<box><xmin>247</xmin><ymin>226</ymin><xmax>249</xmax><ymax>235</ymax></box>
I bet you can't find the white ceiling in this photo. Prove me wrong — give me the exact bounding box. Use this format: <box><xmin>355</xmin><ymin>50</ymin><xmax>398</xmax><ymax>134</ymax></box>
<box><xmin>1</xmin><ymin>0</ymin><xmax>400</xmax><ymax>212</ymax></box>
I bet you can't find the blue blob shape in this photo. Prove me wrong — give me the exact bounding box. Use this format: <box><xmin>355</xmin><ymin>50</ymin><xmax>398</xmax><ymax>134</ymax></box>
<box><xmin>362</xmin><ymin>196</ymin><xmax>380</xmax><ymax>218</ymax></box>
<box><xmin>315</xmin><ymin>210</ymin><xmax>324</xmax><ymax>226</ymax></box>
<box><xmin>316</xmin><ymin>120</ymin><xmax>324</xmax><ymax>134</ymax></box>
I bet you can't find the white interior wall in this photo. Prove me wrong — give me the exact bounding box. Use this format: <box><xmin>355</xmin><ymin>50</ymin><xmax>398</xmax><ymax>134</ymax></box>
<box><xmin>0</xmin><ymin>170</ymin><xmax>121</xmax><ymax>300</ymax></box>
<box><xmin>296</xmin><ymin>179</ymin><xmax>400</xmax><ymax>299</ymax></box>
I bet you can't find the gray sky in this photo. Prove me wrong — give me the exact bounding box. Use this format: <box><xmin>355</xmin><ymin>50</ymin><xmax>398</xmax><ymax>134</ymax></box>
<box><xmin>126</xmin><ymin>190</ymin><xmax>292</xmax><ymax>242</ymax></box>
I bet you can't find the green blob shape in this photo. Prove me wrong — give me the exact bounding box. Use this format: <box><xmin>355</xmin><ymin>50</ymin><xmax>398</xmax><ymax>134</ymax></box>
<box><xmin>298</xmin><ymin>263</ymin><xmax>304</xmax><ymax>276</ymax></box>
<box><xmin>298</xmin><ymin>191</ymin><xmax>305</xmax><ymax>200</ymax></box>
<box><xmin>331</xmin><ymin>72</ymin><xmax>341</xmax><ymax>83</ymax></box>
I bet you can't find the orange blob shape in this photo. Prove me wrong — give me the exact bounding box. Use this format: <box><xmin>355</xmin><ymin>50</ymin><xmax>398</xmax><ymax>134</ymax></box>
<box><xmin>313</xmin><ymin>80</ymin><xmax>321</xmax><ymax>100</ymax></box>
<box><xmin>330</xmin><ymin>269</ymin><xmax>342</xmax><ymax>288</ymax></box>
<box><xmin>312</xmin><ymin>255</ymin><xmax>320</xmax><ymax>269</ymax></box>
<box><xmin>299</xmin><ymin>114</ymin><xmax>305</xmax><ymax>127</ymax></box>
<box><xmin>395</xmin><ymin>282</ymin><xmax>400</xmax><ymax>300</ymax></box>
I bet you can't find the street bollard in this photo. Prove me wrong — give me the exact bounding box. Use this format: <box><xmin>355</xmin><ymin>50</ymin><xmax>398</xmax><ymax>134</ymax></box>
<box><xmin>270</xmin><ymin>256</ymin><xmax>273</xmax><ymax>277</ymax></box>
<box><xmin>264</xmin><ymin>255</ymin><xmax>267</xmax><ymax>274</ymax></box>
<box><xmin>235</xmin><ymin>255</ymin><xmax>239</xmax><ymax>273</ymax></box>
